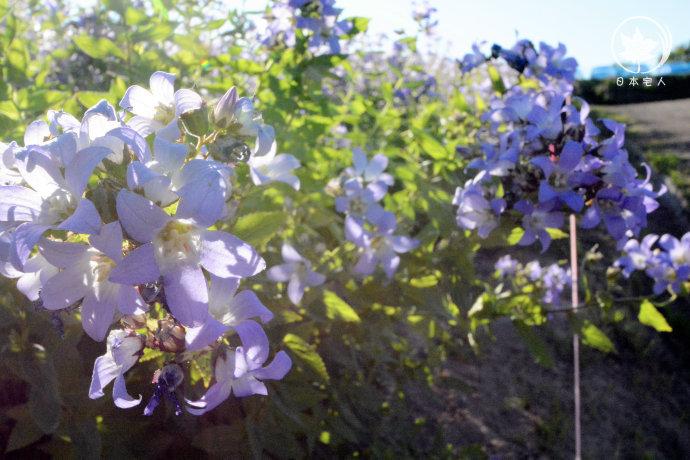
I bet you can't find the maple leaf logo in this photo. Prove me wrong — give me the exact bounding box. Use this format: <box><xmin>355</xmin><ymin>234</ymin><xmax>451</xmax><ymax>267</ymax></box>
<box><xmin>617</xmin><ymin>27</ymin><xmax>658</xmax><ymax>72</ymax></box>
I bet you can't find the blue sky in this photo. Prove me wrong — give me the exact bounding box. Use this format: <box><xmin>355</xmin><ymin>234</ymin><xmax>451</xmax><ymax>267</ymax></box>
<box><xmin>240</xmin><ymin>0</ymin><xmax>690</xmax><ymax>78</ymax></box>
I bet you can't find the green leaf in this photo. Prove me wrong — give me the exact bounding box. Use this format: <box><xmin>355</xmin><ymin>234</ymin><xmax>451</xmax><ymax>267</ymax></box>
<box><xmin>487</xmin><ymin>65</ymin><xmax>506</xmax><ymax>93</ymax></box>
<box><xmin>73</xmin><ymin>35</ymin><xmax>125</xmax><ymax>60</ymax></box>
<box><xmin>409</xmin><ymin>274</ymin><xmax>439</xmax><ymax>288</ymax></box>
<box><xmin>232</xmin><ymin>211</ymin><xmax>286</xmax><ymax>247</ymax></box>
<box><xmin>507</xmin><ymin>227</ymin><xmax>525</xmax><ymax>245</ymax></box>
<box><xmin>638</xmin><ymin>299</ymin><xmax>672</xmax><ymax>332</ymax></box>
<box><xmin>6</xmin><ymin>408</ymin><xmax>44</xmax><ymax>452</ymax></box>
<box><xmin>413</xmin><ymin>129</ymin><xmax>448</xmax><ymax>160</ymax></box>
<box><xmin>546</xmin><ymin>228</ymin><xmax>569</xmax><ymax>240</ymax></box>
<box><xmin>283</xmin><ymin>333</ymin><xmax>329</xmax><ymax>382</ymax></box>
<box><xmin>581</xmin><ymin>321</ymin><xmax>616</xmax><ymax>353</ymax></box>
<box><xmin>323</xmin><ymin>290</ymin><xmax>360</xmax><ymax>323</ymax></box>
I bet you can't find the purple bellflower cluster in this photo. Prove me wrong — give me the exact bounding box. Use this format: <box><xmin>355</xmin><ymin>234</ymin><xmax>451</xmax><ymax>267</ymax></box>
<box><xmin>328</xmin><ymin>148</ymin><xmax>419</xmax><ymax>279</ymax></box>
<box><xmin>0</xmin><ymin>71</ymin><xmax>295</xmax><ymax>415</ymax></box>
<box><xmin>258</xmin><ymin>0</ymin><xmax>352</xmax><ymax>55</ymax></box>
<box><xmin>616</xmin><ymin>233</ymin><xmax>690</xmax><ymax>295</ymax></box>
<box><xmin>495</xmin><ymin>255</ymin><xmax>571</xmax><ymax>306</ymax></box>
<box><xmin>453</xmin><ymin>40</ymin><xmax>665</xmax><ymax>252</ymax></box>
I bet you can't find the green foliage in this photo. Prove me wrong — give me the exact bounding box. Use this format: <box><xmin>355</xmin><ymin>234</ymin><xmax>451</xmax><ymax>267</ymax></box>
<box><xmin>0</xmin><ymin>0</ymin><xmax>680</xmax><ymax>457</ymax></box>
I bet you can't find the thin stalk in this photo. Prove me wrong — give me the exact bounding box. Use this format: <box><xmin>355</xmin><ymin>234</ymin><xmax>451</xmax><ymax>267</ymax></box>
<box><xmin>570</xmin><ymin>214</ymin><xmax>581</xmax><ymax>459</ymax></box>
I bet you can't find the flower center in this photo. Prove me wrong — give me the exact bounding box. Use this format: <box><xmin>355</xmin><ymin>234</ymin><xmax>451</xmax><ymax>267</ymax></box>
<box><xmin>154</xmin><ymin>220</ymin><xmax>202</xmax><ymax>269</ymax></box>
<box><xmin>89</xmin><ymin>252</ymin><xmax>116</xmax><ymax>283</ymax></box>
<box><xmin>40</xmin><ymin>189</ymin><xmax>75</xmax><ymax>224</ymax></box>
<box><xmin>154</xmin><ymin>103</ymin><xmax>175</xmax><ymax>125</ymax></box>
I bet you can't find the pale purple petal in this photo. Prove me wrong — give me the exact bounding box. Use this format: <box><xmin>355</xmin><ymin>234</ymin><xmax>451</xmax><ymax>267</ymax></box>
<box><xmin>12</xmin><ymin>222</ymin><xmax>50</xmax><ymax>267</ymax></box>
<box><xmin>126</xmin><ymin>116</ymin><xmax>162</xmax><ymax>138</ymax></box>
<box><xmin>232</xmin><ymin>375</ymin><xmax>267</xmax><ymax>397</ymax></box>
<box><xmin>229</xmin><ymin>290</ymin><xmax>274</xmax><ymax>323</ymax></box>
<box><xmin>184</xmin><ymin>315</ymin><xmax>230</xmax><ymax>352</ymax></box>
<box><xmin>113</xmin><ymin>374</ymin><xmax>142</xmax><ymax>409</ymax></box>
<box><xmin>305</xmin><ymin>271</ymin><xmax>326</xmax><ymax>287</ymax></box>
<box><xmin>186</xmin><ymin>381</ymin><xmax>231</xmax><ymax>415</ymax></box>
<box><xmin>40</xmin><ymin>265</ymin><xmax>88</xmax><ymax>310</ymax></box>
<box><xmin>115</xmin><ymin>190</ymin><xmax>170</xmax><ymax>243</ymax></box>
<box><xmin>266</xmin><ymin>263</ymin><xmax>293</xmax><ymax>282</ymax></box>
<box><xmin>120</xmin><ymin>85</ymin><xmax>156</xmax><ymax>119</ymax></box>
<box><xmin>117</xmin><ymin>285</ymin><xmax>148</xmax><ymax>315</ymax></box>
<box><xmin>58</xmin><ymin>198</ymin><xmax>102</xmax><ymax>235</ymax></box>
<box><xmin>174</xmin><ymin>89</ymin><xmax>203</xmax><ymax>116</ymax></box>
<box><xmin>24</xmin><ymin>120</ymin><xmax>50</xmax><ymax>146</ymax></box>
<box><xmin>64</xmin><ymin>146</ymin><xmax>112</xmax><ymax>197</ymax></box>
<box><xmin>287</xmin><ymin>274</ymin><xmax>306</xmax><ymax>305</ymax></box>
<box><xmin>149</xmin><ymin>71</ymin><xmax>175</xmax><ymax>106</ymax></box>
<box><xmin>234</xmin><ymin>320</ymin><xmax>269</xmax><ymax>368</ymax></box>
<box><xmin>281</xmin><ymin>243</ymin><xmax>304</xmax><ymax>263</ymax></box>
<box><xmin>89</xmin><ymin>221</ymin><xmax>123</xmax><ymax>261</ymax></box>
<box><xmin>16</xmin><ymin>147</ymin><xmax>64</xmax><ymax>197</ymax></box>
<box><xmin>89</xmin><ymin>355</ymin><xmax>119</xmax><ymax>399</ymax></box>
<box><xmin>390</xmin><ymin>236</ymin><xmax>418</xmax><ymax>253</ymax></box>
<box><xmin>208</xmin><ymin>275</ymin><xmax>240</xmax><ymax>314</ymax></box>
<box><xmin>162</xmin><ymin>264</ymin><xmax>208</xmax><ymax>327</ymax></box>
<box><xmin>199</xmin><ymin>230</ymin><xmax>266</xmax><ymax>278</ymax></box>
<box><xmin>253</xmin><ymin>351</ymin><xmax>292</xmax><ymax>381</ymax></box>
<box><xmin>363</xmin><ymin>154</ymin><xmax>388</xmax><ymax>181</ymax></box>
<box><xmin>0</xmin><ymin>185</ymin><xmax>43</xmax><ymax>222</ymax></box>
<box><xmin>108</xmin><ymin>243</ymin><xmax>160</xmax><ymax>285</ymax></box>
<box><xmin>81</xmin><ymin>291</ymin><xmax>117</xmax><ymax>341</ymax></box>
<box><xmin>38</xmin><ymin>238</ymin><xmax>87</xmax><ymax>268</ymax></box>
<box><xmin>106</xmin><ymin>127</ymin><xmax>152</xmax><ymax>162</ymax></box>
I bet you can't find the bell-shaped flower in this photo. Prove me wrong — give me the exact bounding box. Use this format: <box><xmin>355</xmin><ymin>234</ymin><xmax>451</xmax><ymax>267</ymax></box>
<box><xmin>0</xmin><ymin>145</ymin><xmax>112</xmax><ymax>268</ymax></box>
<box><xmin>108</xmin><ymin>190</ymin><xmax>265</xmax><ymax>327</ymax></box>
<box><xmin>452</xmin><ymin>180</ymin><xmax>505</xmax><ymax>238</ymax></box>
<box><xmin>5</xmin><ymin>252</ymin><xmax>58</xmax><ymax>302</ymax></box>
<box><xmin>248</xmin><ymin>138</ymin><xmax>300</xmax><ymax>190</ymax></box>
<box><xmin>531</xmin><ymin>140</ymin><xmax>585</xmax><ymax>212</ymax></box>
<box><xmin>344</xmin><ymin>148</ymin><xmax>393</xmax><ymax>196</ymax></box>
<box><xmin>89</xmin><ymin>329</ymin><xmax>144</xmax><ymax>409</ymax></box>
<box><xmin>185</xmin><ymin>275</ymin><xmax>274</xmax><ymax>352</ymax></box>
<box><xmin>120</xmin><ymin>71</ymin><xmax>177</xmax><ymax>137</ymax></box>
<box><xmin>38</xmin><ymin>222</ymin><xmax>148</xmax><ymax>341</ymax></box>
<box><xmin>514</xmin><ymin>200</ymin><xmax>564</xmax><ymax>252</ymax></box>
<box><xmin>335</xmin><ymin>178</ymin><xmax>385</xmax><ymax>220</ymax></box>
<box><xmin>525</xmin><ymin>93</ymin><xmax>564</xmax><ymax>140</ymax></box>
<box><xmin>345</xmin><ymin>208</ymin><xmax>419</xmax><ymax>279</ymax></box>
<box><xmin>267</xmin><ymin>243</ymin><xmax>326</xmax><ymax>305</ymax></box>
<box><xmin>186</xmin><ymin>321</ymin><xmax>291</xmax><ymax>415</ymax></box>
<box><xmin>615</xmin><ymin>234</ymin><xmax>659</xmax><ymax>277</ymax></box>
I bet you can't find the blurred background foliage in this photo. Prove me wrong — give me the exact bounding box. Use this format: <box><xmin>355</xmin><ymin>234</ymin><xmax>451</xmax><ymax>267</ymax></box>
<box><xmin>1</xmin><ymin>0</ymin><xmax>689</xmax><ymax>457</ymax></box>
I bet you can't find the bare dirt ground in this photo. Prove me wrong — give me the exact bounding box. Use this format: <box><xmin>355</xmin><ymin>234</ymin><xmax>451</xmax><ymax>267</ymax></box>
<box><xmin>600</xmin><ymin>98</ymin><xmax>690</xmax><ymax>157</ymax></box>
<box><xmin>430</xmin><ymin>99</ymin><xmax>690</xmax><ymax>458</ymax></box>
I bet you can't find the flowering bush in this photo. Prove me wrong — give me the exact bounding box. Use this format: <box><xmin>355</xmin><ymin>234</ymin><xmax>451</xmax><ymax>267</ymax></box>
<box><xmin>0</xmin><ymin>0</ymin><xmax>686</xmax><ymax>457</ymax></box>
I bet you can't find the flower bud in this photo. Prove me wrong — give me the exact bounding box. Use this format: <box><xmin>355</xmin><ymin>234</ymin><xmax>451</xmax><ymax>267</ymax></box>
<box><xmin>213</xmin><ymin>86</ymin><xmax>238</xmax><ymax>128</ymax></box>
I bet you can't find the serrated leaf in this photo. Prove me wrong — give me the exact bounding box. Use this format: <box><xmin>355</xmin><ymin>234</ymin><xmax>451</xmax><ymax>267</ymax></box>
<box><xmin>581</xmin><ymin>321</ymin><xmax>616</xmax><ymax>353</ymax></box>
<box><xmin>323</xmin><ymin>290</ymin><xmax>360</xmax><ymax>323</ymax></box>
<box><xmin>638</xmin><ymin>299</ymin><xmax>672</xmax><ymax>332</ymax></box>
<box><xmin>73</xmin><ymin>35</ymin><xmax>125</xmax><ymax>60</ymax></box>
<box><xmin>283</xmin><ymin>334</ymin><xmax>329</xmax><ymax>382</ymax></box>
